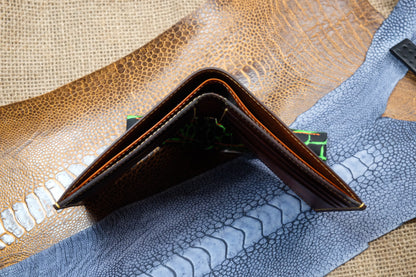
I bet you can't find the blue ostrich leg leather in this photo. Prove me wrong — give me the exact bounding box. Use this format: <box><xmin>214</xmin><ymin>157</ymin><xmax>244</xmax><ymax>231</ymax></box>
<box><xmin>1</xmin><ymin>0</ymin><xmax>416</xmax><ymax>276</ymax></box>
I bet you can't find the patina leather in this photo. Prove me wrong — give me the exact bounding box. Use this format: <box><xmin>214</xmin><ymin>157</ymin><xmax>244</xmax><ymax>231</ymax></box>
<box><xmin>56</xmin><ymin>68</ymin><xmax>364</xmax><ymax>211</ymax></box>
<box><xmin>0</xmin><ymin>0</ymin><xmax>385</xmax><ymax>268</ymax></box>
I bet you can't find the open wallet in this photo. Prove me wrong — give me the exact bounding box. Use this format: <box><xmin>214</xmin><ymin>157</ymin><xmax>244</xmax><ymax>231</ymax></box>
<box><xmin>55</xmin><ymin>68</ymin><xmax>365</xmax><ymax>212</ymax></box>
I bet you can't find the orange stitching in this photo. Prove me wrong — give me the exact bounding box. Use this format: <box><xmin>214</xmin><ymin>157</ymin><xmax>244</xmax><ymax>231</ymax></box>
<box><xmin>61</xmin><ymin>69</ymin><xmax>358</xmax><ymax>206</ymax></box>
<box><xmin>64</xmin><ymin>77</ymin><xmax>227</xmax><ymax>199</ymax></box>
<box><xmin>221</xmin><ymin>73</ymin><xmax>357</xmax><ymax>198</ymax></box>
<box><xmin>225</xmin><ymin>102</ymin><xmax>355</xmax><ymax>206</ymax></box>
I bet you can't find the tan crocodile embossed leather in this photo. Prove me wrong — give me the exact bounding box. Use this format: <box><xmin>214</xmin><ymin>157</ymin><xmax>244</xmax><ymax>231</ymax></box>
<box><xmin>0</xmin><ymin>0</ymin><xmax>383</xmax><ymax>268</ymax></box>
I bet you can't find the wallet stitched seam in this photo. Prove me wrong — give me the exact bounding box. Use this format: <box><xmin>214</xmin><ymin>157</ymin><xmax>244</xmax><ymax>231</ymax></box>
<box><xmin>184</xmin><ymin>68</ymin><xmax>355</xmax><ymax>199</ymax></box>
<box><xmin>225</xmin><ymin>100</ymin><xmax>355</xmax><ymax>207</ymax></box>
<box><xmin>63</xmin><ymin>78</ymin><xmax>235</xmax><ymax>199</ymax></box>
<box><xmin>62</xmin><ymin>70</ymin><xmax>213</xmax><ymax>196</ymax></box>
<box><xmin>225</xmin><ymin>75</ymin><xmax>356</xmax><ymax>198</ymax></box>
<box><xmin>76</xmin><ymin>68</ymin><xmax>351</xmax><ymax>200</ymax></box>
<box><xmin>59</xmin><ymin>69</ymin><xmax>362</xmax><ymax>211</ymax></box>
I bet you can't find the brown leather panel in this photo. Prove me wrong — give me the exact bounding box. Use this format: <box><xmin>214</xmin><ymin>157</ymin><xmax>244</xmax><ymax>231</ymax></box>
<box><xmin>384</xmin><ymin>72</ymin><xmax>416</xmax><ymax>121</ymax></box>
<box><xmin>0</xmin><ymin>0</ymin><xmax>382</xmax><ymax>268</ymax></box>
<box><xmin>84</xmin><ymin>145</ymin><xmax>239</xmax><ymax>220</ymax></box>
<box><xmin>60</xmin><ymin>72</ymin><xmax>363</xmax><ymax>211</ymax></box>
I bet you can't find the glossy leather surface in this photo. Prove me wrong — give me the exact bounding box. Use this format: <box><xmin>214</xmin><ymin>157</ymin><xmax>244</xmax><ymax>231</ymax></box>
<box><xmin>57</xmin><ymin>69</ymin><xmax>363</xmax><ymax>211</ymax></box>
<box><xmin>0</xmin><ymin>0</ymin><xmax>383</xmax><ymax>268</ymax></box>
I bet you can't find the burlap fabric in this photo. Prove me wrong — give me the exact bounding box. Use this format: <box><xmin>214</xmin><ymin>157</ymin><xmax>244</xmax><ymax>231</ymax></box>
<box><xmin>0</xmin><ymin>0</ymin><xmax>203</xmax><ymax>106</ymax></box>
<box><xmin>370</xmin><ymin>0</ymin><xmax>399</xmax><ymax>17</ymax></box>
<box><xmin>0</xmin><ymin>0</ymin><xmax>414</xmax><ymax>276</ymax></box>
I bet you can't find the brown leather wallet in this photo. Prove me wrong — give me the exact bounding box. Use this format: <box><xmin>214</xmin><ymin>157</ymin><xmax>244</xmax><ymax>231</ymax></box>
<box><xmin>55</xmin><ymin>68</ymin><xmax>365</xmax><ymax>212</ymax></box>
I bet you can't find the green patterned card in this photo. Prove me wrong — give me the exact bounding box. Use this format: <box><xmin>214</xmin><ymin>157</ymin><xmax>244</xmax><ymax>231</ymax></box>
<box><xmin>126</xmin><ymin>116</ymin><xmax>327</xmax><ymax>161</ymax></box>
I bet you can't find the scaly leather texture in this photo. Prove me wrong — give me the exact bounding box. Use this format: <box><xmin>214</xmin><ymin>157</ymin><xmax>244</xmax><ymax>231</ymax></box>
<box><xmin>0</xmin><ymin>0</ymin><xmax>382</xmax><ymax>268</ymax></box>
<box><xmin>56</xmin><ymin>69</ymin><xmax>364</xmax><ymax>211</ymax></box>
<box><xmin>1</xmin><ymin>0</ymin><xmax>415</xmax><ymax>274</ymax></box>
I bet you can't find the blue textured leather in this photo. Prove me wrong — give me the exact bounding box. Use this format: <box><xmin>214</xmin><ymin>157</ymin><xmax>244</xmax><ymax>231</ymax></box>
<box><xmin>2</xmin><ymin>0</ymin><xmax>416</xmax><ymax>276</ymax></box>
